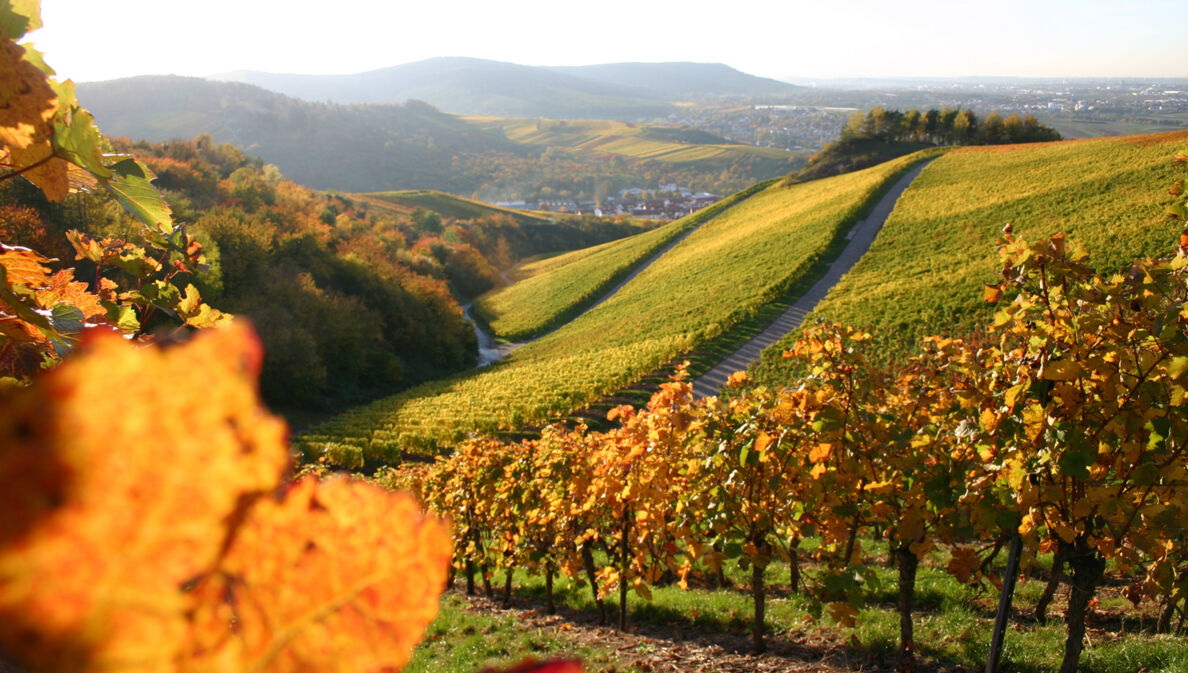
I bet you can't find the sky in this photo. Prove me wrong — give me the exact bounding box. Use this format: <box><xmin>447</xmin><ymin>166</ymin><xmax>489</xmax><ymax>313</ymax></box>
<box><xmin>31</xmin><ymin>0</ymin><xmax>1188</xmax><ymax>84</ymax></box>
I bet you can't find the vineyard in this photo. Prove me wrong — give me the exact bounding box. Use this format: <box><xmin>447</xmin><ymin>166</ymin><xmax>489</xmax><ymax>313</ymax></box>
<box><xmin>467</xmin><ymin>116</ymin><xmax>795</xmax><ymax>166</ymax></box>
<box><xmin>7</xmin><ymin>1</ymin><xmax>1188</xmax><ymax>671</ymax></box>
<box><xmin>391</xmin><ymin>221</ymin><xmax>1188</xmax><ymax>673</ymax></box>
<box><xmin>296</xmin><ymin>153</ymin><xmax>928</xmax><ymax>464</ymax></box>
<box><xmin>750</xmin><ymin>131</ymin><xmax>1188</xmax><ymax>386</ymax></box>
<box><xmin>357</xmin><ymin>188</ymin><xmax>553</xmax><ymax>224</ymax></box>
<box><xmin>473</xmin><ymin>185</ymin><xmax>769</xmax><ymax>340</ymax></box>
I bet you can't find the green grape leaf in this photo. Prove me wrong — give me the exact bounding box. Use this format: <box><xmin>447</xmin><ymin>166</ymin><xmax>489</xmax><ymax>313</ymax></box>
<box><xmin>103</xmin><ymin>302</ymin><xmax>140</xmax><ymax>332</ymax></box>
<box><xmin>108</xmin><ymin>245</ymin><xmax>162</xmax><ymax>277</ymax></box>
<box><xmin>20</xmin><ymin>42</ymin><xmax>53</xmax><ymax>76</ymax></box>
<box><xmin>52</xmin><ymin>103</ymin><xmax>110</xmax><ymax>179</ymax></box>
<box><xmin>46</xmin><ymin>302</ymin><xmax>85</xmax><ymax>355</ymax></box>
<box><xmin>99</xmin><ymin>158</ymin><xmax>173</xmax><ymax>235</ymax></box>
<box><xmin>0</xmin><ymin>0</ymin><xmax>41</xmax><ymax>40</ymax></box>
<box><xmin>1057</xmin><ymin>432</ymin><xmax>1094</xmax><ymax>481</ymax></box>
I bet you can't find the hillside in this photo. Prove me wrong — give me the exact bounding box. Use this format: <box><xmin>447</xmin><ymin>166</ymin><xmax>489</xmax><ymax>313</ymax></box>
<box><xmin>213</xmin><ymin>59</ymin><xmax>803</xmax><ymax>117</ymax></box>
<box><xmin>354</xmin><ymin>189</ymin><xmax>552</xmax><ymax>225</ymax></box>
<box><xmin>296</xmin><ymin>153</ymin><xmax>927</xmax><ymax>464</ymax></box>
<box><xmin>77</xmin><ymin>76</ymin><xmax>526</xmax><ymax>192</ymax></box>
<box><xmin>749</xmin><ymin>129</ymin><xmax>1188</xmax><ymax>385</ymax></box>
<box><xmin>78</xmin><ymin>76</ymin><xmax>798</xmax><ymax>198</ymax></box>
<box><xmin>550</xmin><ymin>61</ymin><xmax>804</xmax><ymax>100</ymax></box>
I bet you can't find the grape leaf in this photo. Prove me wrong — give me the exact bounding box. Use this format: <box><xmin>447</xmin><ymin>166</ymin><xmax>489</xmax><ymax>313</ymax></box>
<box><xmin>99</xmin><ymin>158</ymin><xmax>173</xmax><ymax>234</ymax></box>
<box><xmin>0</xmin><ymin>0</ymin><xmax>40</xmax><ymax>40</ymax></box>
<box><xmin>0</xmin><ymin>324</ymin><xmax>290</xmax><ymax>673</ymax></box>
<box><xmin>190</xmin><ymin>477</ymin><xmax>451</xmax><ymax>673</ymax></box>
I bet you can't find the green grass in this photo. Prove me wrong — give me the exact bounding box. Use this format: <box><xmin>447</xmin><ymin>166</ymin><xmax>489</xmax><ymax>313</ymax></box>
<box><xmin>440</xmin><ymin>541</ymin><xmax>1188</xmax><ymax>673</ymax></box>
<box><xmin>357</xmin><ymin>189</ymin><xmax>552</xmax><ymax>225</ymax></box>
<box><xmin>750</xmin><ymin>130</ymin><xmax>1188</xmax><ymax>387</ymax></box>
<box><xmin>472</xmin><ymin>182</ymin><xmax>770</xmax><ymax>341</ymax></box>
<box><xmin>407</xmin><ymin>594</ymin><xmax>632</xmax><ymax>673</ymax></box>
<box><xmin>296</xmin><ymin>152</ymin><xmax>929</xmax><ymax>462</ymax></box>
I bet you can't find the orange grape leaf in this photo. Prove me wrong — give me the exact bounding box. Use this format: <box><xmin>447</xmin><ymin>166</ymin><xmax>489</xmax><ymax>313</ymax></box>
<box><xmin>35</xmin><ymin>269</ymin><xmax>105</xmax><ymax>319</ymax></box>
<box><xmin>983</xmin><ymin>284</ymin><xmax>1002</xmax><ymax>303</ymax></box>
<box><xmin>190</xmin><ymin>476</ymin><xmax>451</xmax><ymax>673</ymax></box>
<box><xmin>0</xmin><ymin>243</ymin><xmax>52</xmax><ymax>287</ymax></box>
<box><xmin>0</xmin><ymin>323</ymin><xmax>290</xmax><ymax>673</ymax></box>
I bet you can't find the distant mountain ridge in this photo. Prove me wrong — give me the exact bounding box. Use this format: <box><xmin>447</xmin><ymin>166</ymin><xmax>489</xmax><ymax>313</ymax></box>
<box><xmin>76</xmin><ymin>75</ymin><xmax>527</xmax><ymax>192</ymax></box>
<box><xmin>211</xmin><ymin>58</ymin><xmax>803</xmax><ymax>119</ymax></box>
<box><xmin>76</xmin><ymin>75</ymin><xmax>798</xmax><ymax>197</ymax></box>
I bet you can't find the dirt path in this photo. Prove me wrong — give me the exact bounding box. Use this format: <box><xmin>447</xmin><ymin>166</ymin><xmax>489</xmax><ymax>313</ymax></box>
<box><xmin>691</xmin><ymin>160</ymin><xmax>936</xmax><ymax>399</ymax></box>
<box><xmin>455</xmin><ymin>593</ymin><xmax>957</xmax><ymax>673</ymax></box>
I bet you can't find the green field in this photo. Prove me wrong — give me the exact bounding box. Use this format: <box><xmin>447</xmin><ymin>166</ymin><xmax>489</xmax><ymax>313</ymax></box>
<box><xmin>355</xmin><ymin>189</ymin><xmax>553</xmax><ymax>224</ymax></box>
<box><xmin>472</xmin><ymin>184</ymin><xmax>770</xmax><ymax>341</ymax></box>
<box><xmin>296</xmin><ymin>152</ymin><xmax>929</xmax><ymax>463</ymax></box>
<box><xmin>750</xmin><ymin>130</ymin><xmax>1188</xmax><ymax>385</ymax></box>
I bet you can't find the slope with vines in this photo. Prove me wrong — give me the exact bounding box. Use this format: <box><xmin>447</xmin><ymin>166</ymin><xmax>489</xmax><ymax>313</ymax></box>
<box><xmin>749</xmin><ymin>130</ymin><xmax>1188</xmax><ymax>387</ymax></box>
<box><xmin>297</xmin><ymin>152</ymin><xmax>932</xmax><ymax>464</ymax></box>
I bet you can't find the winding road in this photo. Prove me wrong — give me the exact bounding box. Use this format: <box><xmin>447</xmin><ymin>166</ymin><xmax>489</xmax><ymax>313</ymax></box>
<box><xmin>690</xmin><ymin>159</ymin><xmax>935</xmax><ymax>398</ymax></box>
<box><xmin>465</xmin><ymin>158</ymin><xmax>933</xmax><ymax>398</ymax></box>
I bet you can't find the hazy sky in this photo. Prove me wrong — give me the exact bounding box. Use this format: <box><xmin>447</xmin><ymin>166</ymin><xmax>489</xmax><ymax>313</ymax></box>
<box><xmin>32</xmin><ymin>0</ymin><xmax>1188</xmax><ymax>83</ymax></box>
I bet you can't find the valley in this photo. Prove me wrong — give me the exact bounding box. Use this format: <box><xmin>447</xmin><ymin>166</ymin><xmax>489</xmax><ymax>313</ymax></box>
<box><xmin>4</xmin><ymin>6</ymin><xmax>1188</xmax><ymax>672</ymax></box>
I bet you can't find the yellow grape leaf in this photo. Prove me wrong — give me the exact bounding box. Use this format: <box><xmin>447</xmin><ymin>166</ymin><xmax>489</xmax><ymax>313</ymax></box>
<box><xmin>0</xmin><ymin>323</ymin><xmax>290</xmax><ymax>673</ymax></box>
<box><xmin>1004</xmin><ymin>381</ymin><xmax>1027</xmax><ymax>411</ymax></box>
<box><xmin>1042</xmin><ymin>359</ymin><xmax>1083</xmax><ymax>382</ymax></box>
<box><xmin>1054</xmin><ymin>522</ymin><xmax>1077</xmax><ymax>544</ymax></box>
<box><xmin>176</xmin><ymin>283</ymin><xmax>230</xmax><ymax>328</ymax></box>
<box><xmin>0</xmin><ymin>39</ymin><xmax>56</xmax><ymax>151</ymax></box>
<box><xmin>8</xmin><ymin>139</ymin><xmax>68</xmax><ymax>200</ymax></box>
<box><xmin>190</xmin><ymin>476</ymin><xmax>450</xmax><ymax>673</ymax></box>
<box><xmin>983</xmin><ymin>284</ymin><xmax>1002</xmax><ymax>303</ymax></box>
<box><xmin>1022</xmin><ymin>404</ymin><xmax>1046</xmax><ymax>443</ymax></box>
<box><xmin>753</xmin><ymin>430</ymin><xmax>772</xmax><ymax>456</ymax></box>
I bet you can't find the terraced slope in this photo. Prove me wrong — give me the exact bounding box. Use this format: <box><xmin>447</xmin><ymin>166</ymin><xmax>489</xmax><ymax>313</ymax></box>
<box><xmin>750</xmin><ymin>130</ymin><xmax>1188</xmax><ymax>385</ymax></box>
<box><xmin>467</xmin><ymin>117</ymin><xmax>794</xmax><ymax>166</ymax></box>
<box><xmin>355</xmin><ymin>189</ymin><xmax>552</xmax><ymax>224</ymax></box>
<box><xmin>296</xmin><ymin>152</ymin><xmax>930</xmax><ymax>464</ymax></box>
<box><xmin>473</xmin><ymin>183</ymin><xmax>771</xmax><ymax>341</ymax></box>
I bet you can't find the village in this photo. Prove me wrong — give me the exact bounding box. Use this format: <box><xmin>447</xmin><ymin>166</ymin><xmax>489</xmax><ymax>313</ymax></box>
<box><xmin>494</xmin><ymin>183</ymin><xmax>722</xmax><ymax>220</ymax></box>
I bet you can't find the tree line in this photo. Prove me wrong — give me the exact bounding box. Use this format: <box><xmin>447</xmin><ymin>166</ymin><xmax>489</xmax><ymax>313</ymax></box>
<box><xmin>840</xmin><ymin>106</ymin><xmax>1062</xmax><ymax>146</ymax></box>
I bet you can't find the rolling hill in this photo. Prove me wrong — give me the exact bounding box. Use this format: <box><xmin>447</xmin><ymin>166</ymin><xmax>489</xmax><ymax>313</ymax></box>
<box><xmin>212</xmin><ymin>59</ymin><xmax>804</xmax><ymax>117</ymax></box>
<box><xmin>354</xmin><ymin>189</ymin><xmax>553</xmax><ymax>225</ymax></box>
<box><xmin>296</xmin><ymin>153</ymin><xmax>925</xmax><ymax>463</ymax></box>
<box><xmin>77</xmin><ymin>76</ymin><xmax>526</xmax><ymax>192</ymax></box>
<box><xmin>550</xmin><ymin>62</ymin><xmax>803</xmax><ymax>100</ymax></box>
<box><xmin>748</xmin><ymin>129</ymin><xmax>1188</xmax><ymax>385</ymax></box>
<box><xmin>77</xmin><ymin>76</ymin><xmax>799</xmax><ymax>198</ymax></box>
